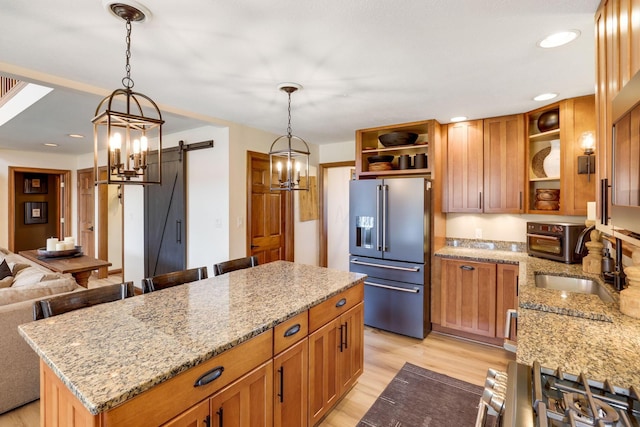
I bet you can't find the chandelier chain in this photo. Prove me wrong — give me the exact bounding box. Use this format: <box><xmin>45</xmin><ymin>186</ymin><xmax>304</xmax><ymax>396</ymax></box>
<box><xmin>287</xmin><ymin>92</ymin><xmax>292</xmax><ymax>137</ymax></box>
<box><xmin>122</xmin><ymin>18</ymin><xmax>134</xmax><ymax>89</ymax></box>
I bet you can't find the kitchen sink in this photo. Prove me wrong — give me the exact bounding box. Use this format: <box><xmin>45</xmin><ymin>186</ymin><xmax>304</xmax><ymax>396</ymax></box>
<box><xmin>534</xmin><ymin>274</ymin><xmax>614</xmax><ymax>303</ymax></box>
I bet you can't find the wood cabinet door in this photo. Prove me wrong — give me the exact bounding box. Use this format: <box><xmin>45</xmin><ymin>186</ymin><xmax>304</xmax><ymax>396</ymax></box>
<box><xmin>210</xmin><ymin>361</ymin><xmax>273</xmax><ymax>427</ymax></box>
<box><xmin>496</xmin><ymin>264</ymin><xmax>519</xmax><ymax>342</ymax></box>
<box><xmin>440</xmin><ymin>259</ymin><xmax>497</xmax><ymax>337</ymax></box>
<box><xmin>308</xmin><ymin>319</ymin><xmax>340</xmax><ymax>426</ymax></box>
<box><xmin>446</xmin><ymin>120</ymin><xmax>484</xmax><ymax>212</ymax></box>
<box><xmin>337</xmin><ymin>302</ymin><xmax>364</xmax><ymax>394</ymax></box>
<box><xmin>483</xmin><ymin>115</ymin><xmax>525</xmax><ymax>213</ymax></box>
<box><xmin>560</xmin><ymin>95</ymin><xmax>597</xmax><ymax>216</ymax></box>
<box><xmin>161</xmin><ymin>399</ymin><xmax>210</xmax><ymax>427</ymax></box>
<box><xmin>274</xmin><ymin>339</ymin><xmax>308</xmax><ymax>427</ymax></box>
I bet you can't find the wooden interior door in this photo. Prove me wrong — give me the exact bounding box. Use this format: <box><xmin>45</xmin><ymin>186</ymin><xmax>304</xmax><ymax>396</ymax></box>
<box><xmin>247</xmin><ymin>152</ymin><xmax>293</xmax><ymax>263</ymax></box>
<box><xmin>77</xmin><ymin>168</ymin><xmax>95</xmax><ymax>258</ymax></box>
<box><xmin>144</xmin><ymin>147</ymin><xmax>186</xmax><ymax>277</ymax></box>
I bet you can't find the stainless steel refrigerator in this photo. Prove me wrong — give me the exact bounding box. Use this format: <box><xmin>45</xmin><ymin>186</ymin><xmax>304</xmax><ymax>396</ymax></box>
<box><xmin>348</xmin><ymin>177</ymin><xmax>431</xmax><ymax>339</ymax></box>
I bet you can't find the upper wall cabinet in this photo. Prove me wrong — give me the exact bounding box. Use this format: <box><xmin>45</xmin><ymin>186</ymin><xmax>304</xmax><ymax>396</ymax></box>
<box><xmin>525</xmin><ymin>95</ymin><xmax>596</xmax><ymax>216</ymax></box>
<box><xmin>444</xmin><ymin>114</ymin><xmax>525</xmax><ymax>213</ymax></box>
<box><xmin>355</xmin><ymin>120</ymin><xmax>438</xmax><ymax>179</ymax></box>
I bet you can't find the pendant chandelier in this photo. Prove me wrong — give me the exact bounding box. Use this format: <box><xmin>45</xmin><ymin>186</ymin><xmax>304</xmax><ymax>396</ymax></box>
<box><xmin>93</xmin><ymin>2</ymin><xmax>164</xmax><ymax>185</ymax></box>
<box><xmin>269</xmin><ymin>83</ymin><xmax>310</xmax><ymax>191</ymax></box>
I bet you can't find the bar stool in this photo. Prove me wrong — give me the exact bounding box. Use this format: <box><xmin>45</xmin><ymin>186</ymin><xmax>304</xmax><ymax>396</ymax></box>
<box><xmin>213</xmin><ymin>256</ymin><xmax>259</xmax><ymax>276</ymax></box>
<box><xmin>34</xmin><ymin>281</ymin><xmax>135</xmax><ymax>320</ymax></box>
<box><xmin>141</xmin><ymin>266</ymin><xmax>208</xmax><ymax>293</ymax></box>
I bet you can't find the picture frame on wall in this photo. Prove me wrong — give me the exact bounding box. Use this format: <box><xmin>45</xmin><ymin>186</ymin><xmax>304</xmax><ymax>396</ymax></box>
<box><xmin>24</xmin><ymin>174</ymin><xmax>48</xmax><ymax>194</ymax></box>
<box><xmin>24</xmin><ymin>202</ymin><xmax>48</xmax><ymax>225</ymax></box>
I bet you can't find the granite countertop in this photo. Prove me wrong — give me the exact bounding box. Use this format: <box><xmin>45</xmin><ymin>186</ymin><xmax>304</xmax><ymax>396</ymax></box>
<box><xmin>18</xmin><ymin>261</ymin><xmax>366</xmax><ymax>415</ymax></box>
<box><xmin>435</xmin><ymin>245</ymin><xmax>640</xmax><ymax>389</ymax></box>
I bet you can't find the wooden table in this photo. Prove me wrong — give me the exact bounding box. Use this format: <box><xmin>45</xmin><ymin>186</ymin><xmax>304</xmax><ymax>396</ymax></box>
<box><xmin>19</xmin><ymin>250</ymin><xmax>112</xmax><ymax>288</ymax></box>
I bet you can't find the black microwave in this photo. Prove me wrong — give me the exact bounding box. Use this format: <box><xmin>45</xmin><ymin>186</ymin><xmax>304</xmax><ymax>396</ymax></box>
<box><xmin>526</xmin><ymin>222</ymin><xmax>587</xmax><ymax>264</ymax></box>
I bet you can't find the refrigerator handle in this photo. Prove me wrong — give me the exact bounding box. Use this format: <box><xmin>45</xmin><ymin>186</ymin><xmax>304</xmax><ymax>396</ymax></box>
<box><xmin>381</xmin><ymin>184</ymin><xmax>388</xmax><ymax>251</ymax></box>
<box><xmin>376</xmin><ymin>185</ymin><xmax>382</xmax><ymax>251</ymax></box>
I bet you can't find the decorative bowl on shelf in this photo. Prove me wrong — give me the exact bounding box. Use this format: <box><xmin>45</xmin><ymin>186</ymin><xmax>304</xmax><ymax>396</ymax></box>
<box><xmin>367</xmin><ymin>155</ymin><xmax>394</xmax><ymax>164</ymax></box>
<box><xmin>378</xmin><ymin>132</ymin><xmax>419</xmax><ymax>147</ymax></box>
<box><xmin>368</xmin><ymin>162</ymin><xmax>393</xmax><ymax>171</ymax></box>
<box><xmin>537</xmin><ymin>109</ymin><xmax>559</xmax><ymax>132</ymax></box>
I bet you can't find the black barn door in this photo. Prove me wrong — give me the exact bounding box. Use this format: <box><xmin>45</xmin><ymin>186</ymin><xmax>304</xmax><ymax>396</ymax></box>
<box><xmin>144</xmin><ymin>147</ymin><xmax>186</xmax><ymax>277</ymax></box>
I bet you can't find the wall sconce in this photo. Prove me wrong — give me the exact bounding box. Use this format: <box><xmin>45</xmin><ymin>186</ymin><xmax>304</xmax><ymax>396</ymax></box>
<box><xmin>577</xmin><ymin>131</ymin><xmax>596</xmax><ymax>181</ymax></box>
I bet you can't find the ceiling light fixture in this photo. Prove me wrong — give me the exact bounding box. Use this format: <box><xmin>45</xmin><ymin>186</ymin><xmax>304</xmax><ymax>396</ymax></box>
<box><xmin>68</xmin><ymin>134</ymin><xmax>84</xmax><ymax>138</ymax></box>
<box><xmin>533</xmin><ymin>93</ymin><xmax>558</xmax><ymax>101</ymax></box>
<box><xmin>538</xmin><ymin>30</ymin><xmax>580</xmax><ymax>48</ymax></box>
<box><xmin>269</xmin><ymin>83</ymin><xmax>310</xmax><ymax>191</ymax></box>
<box><xmin>450</xmin><ymin>116</ymin><xmax>468</xmax><ymax>123</ymax></box>
<box><xmin>93</xmin><ymin>1</ymin><xmax>163</xmax><ymax>185</ymax></box>
<box><xmin>44</xmin><ymin>143</ymin><xmax>58</xmax><ymax>147</ymax></box>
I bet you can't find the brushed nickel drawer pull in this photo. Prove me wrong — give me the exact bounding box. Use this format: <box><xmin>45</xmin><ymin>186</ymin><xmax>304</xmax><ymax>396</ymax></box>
<box><xmin>336</xmin><ymin>298</ymin><xmax>347</xmax><ymax>308</ymax></box>
<box><xmin>350</xmin><ymin>259</ymin><xmax>420</xmax><ymax>272</ymax></box>
<box><xmin>365</xmin><ymin>281</ymin><xmax>420</xmax><ymax>293</ymax></box>
<box><xmin>460</xmin><ymin>265</ymin><xmax>475</xmax><ymax>271</ymax></box>
<box><xmin>194</xmin><ymin>366</ymin><xmax>224</xmax><ymax>387</ymax></box>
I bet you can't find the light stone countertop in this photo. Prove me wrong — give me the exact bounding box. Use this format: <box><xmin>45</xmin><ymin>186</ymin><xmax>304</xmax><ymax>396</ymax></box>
<box><xmin>18</xmin><ymin>261</ymin><xmax>366</xmax><ymax>415</ymax></box>
<box><xmin>435</xmin><ymin>246</ymin><xmax>640</xmax><ymax>389</ymax></box>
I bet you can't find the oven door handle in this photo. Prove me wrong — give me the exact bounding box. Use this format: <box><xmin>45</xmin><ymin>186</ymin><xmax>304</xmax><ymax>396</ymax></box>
<box><xmin>350</xmin><ymin>259</ymin><xmax>420</xmax><ymax>272</ymax></box>
<box><xmin>364</xmin><ymin>281</ymin><xmax>420</xmax><ymax>293</ymax></box>
<box><xmin>526</xmin><ymin>233</ymin><xmax>560</xmax><ymax>240</ymax></box>
<box><xmin>503</xmin><ymin>309</ymin><xmax>518</xmax><ymax>353</ymax></box>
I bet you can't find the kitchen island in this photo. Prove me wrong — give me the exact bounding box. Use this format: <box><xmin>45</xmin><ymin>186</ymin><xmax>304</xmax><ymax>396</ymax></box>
<box><xmin>19</xmin><ymin>261</ymin><xmax>366</xmax><ymax>427</ymax></box>
<box><xmin>435</xmin><ymin>245</ymin><xmax>640</xmax><ymax>389</ymax></box>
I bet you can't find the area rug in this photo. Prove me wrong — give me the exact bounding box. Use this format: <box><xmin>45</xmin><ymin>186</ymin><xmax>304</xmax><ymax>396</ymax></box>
<box><xmin>358</xmin><ymin>362</ymin><xmax>494</xmax><ymax>427</ymax></box>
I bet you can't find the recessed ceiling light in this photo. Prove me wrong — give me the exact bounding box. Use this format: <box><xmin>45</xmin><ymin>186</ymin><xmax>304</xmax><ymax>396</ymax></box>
<box><xmin>533</xmin><ymin>93</ymin><xmax>558</xmax><ymax>101</ymax></box>
<box><xmin>68</xmin><ymin>134</ymin><xmax>85</xmax><ymax>138</ymax></box>
<box><xmin>538</xmin><ymin>30</ymin><xmax>580</xmax><ymax>48</ymax></box>
<box><xmin>450</xmin><ymin>116</ymin><xmax>468</xmax><ymax>123</ymax></box>
<box><xmin>44</xmin><ymin>143</ymin><xmax>58</xmax><ymax>147</ymax></box>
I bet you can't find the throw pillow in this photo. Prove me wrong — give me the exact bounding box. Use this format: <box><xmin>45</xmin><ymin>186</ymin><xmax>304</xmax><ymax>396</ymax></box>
<box><xmin>0</xmin><ymin>259</ymin><xmax>12</xmax><ymax>280</ymax></box>
<box><xmin>0</xmin><ymin>276</ymin><xmax>12</xmax><ymax>288</ymax></box>
<box><xmin>8</xmin><ymin>262</ymin><xmax>30</xmax><ymax>275</ymax></box>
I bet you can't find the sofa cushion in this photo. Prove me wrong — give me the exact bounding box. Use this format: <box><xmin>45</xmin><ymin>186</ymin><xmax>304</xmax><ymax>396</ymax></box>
<box><xmin>0</xmin><ymin>260</ymin><xmax>12</xmax><ymax>280</ymax></box>
<box><xmin>0</xmin><ymin>277</ymin><xmax>77</xmax><ymax>306</ymax></box>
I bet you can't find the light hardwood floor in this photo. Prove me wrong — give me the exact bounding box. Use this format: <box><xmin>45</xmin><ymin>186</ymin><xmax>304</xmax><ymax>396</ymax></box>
<box><xmin>0</xmin><ymin>322</ymin><xmax>513</xmax><ymax>427</ymax></box>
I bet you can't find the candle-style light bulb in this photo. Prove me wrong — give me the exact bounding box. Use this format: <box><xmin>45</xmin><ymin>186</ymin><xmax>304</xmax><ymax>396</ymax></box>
<box><xmin>140</xmin><ymin>136</ymin><xmax>148</xmax><ymax>170</ymax></box>
<box><xmin>110</xmin><ymin>133</ymin><xmax>122</xmax><ymax>170</ymax></box>
<box><xmin>276</xmin><ymin>162</ymin><xmax>283</xmax><ymax>183</ymax></box>
<box><xmin>295</xmin><ymin>161</ymin><xmax>301</xmax><ymax>182</ymax></box>
<box><xmin>133</xmin><ymin>139</ymin><xmax>141</xmax><ymax>170</ymax></box>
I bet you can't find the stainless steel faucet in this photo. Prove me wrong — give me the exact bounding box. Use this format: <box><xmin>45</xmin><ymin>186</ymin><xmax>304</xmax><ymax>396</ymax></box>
<box><xmin>574</xmin><ymin>225</ymin><xmax>595</xmax><ymax>256</ymax></box>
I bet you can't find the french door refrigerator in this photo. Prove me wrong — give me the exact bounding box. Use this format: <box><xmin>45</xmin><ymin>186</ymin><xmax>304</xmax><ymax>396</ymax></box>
<box><xmin>348</xmin><ymin>177</ymin><xmax>431</xmax><ymax>339</ymax></box>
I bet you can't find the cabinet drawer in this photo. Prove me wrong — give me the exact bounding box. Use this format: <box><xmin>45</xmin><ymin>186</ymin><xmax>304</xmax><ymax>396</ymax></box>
<box><xmin>102</xmin><ymin>329</ymin><xmax>273</xmax><ymax>427</ymax></box>
<box><xmin>309</xmin><ymin>282</ymin><xmax>364</xmax><ymax>332</ymax></box>
<box><xmin>274</xmin><ymin>310</ymin><xmax>308</xmax><ymax>355</ymax></box>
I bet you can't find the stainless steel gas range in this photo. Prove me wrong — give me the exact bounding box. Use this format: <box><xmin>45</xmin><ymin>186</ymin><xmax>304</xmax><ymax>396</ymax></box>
<box><xmin>477</xmin><ymin>361</ymin><xmax>640</xmax><ymax>426</ymax></box>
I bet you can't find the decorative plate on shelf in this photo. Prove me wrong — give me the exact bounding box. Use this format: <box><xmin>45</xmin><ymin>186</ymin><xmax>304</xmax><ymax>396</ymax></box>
<box><xmin>37</xmin><ymin>246</ymin><xmax>83</xmax><ymax>258</ymax></box>
<box><xmin>531</xmin><ymin>146</ymin><xmax>550</xmax><ymax>178</ymax></box>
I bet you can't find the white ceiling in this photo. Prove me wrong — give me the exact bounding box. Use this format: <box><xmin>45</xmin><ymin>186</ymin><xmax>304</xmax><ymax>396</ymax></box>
<box><xmin>0</xmin><ymin>0</ymin><xmax>600</xmax><ymax>155</ymax></box>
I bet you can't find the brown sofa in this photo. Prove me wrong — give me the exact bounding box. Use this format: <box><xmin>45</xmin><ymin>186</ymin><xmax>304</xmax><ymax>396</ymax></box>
<box><xmin>0</xmin><ymin>248</ymin><xmax>81</xmax><ymax>414</ymax></box>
